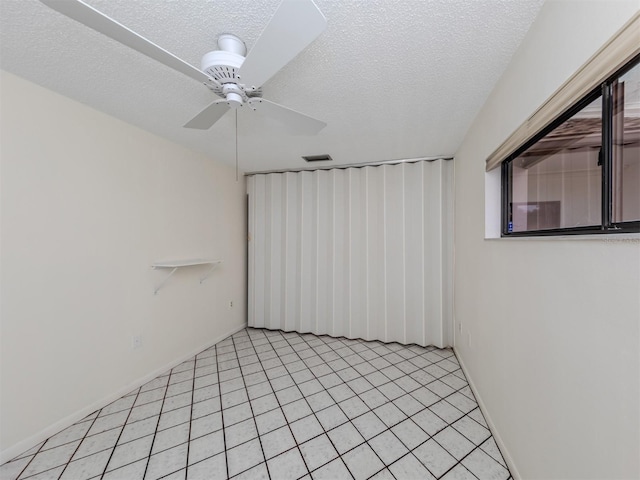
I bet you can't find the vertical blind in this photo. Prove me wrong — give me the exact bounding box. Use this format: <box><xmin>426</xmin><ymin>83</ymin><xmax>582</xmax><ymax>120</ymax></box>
<box><xmin>247</xmin><ymin>159</ymin><xmax>454</xmax><ymax>348</ymax></box>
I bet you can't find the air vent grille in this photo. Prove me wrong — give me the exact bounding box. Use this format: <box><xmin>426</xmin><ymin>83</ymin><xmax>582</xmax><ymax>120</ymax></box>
<box><xmin>302</xmin><ymin>154</ymin><xmax>332</xmax><ymax>162</ymax></box>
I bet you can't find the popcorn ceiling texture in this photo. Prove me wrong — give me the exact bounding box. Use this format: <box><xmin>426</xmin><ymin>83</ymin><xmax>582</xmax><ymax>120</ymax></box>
<box><xmin>0</xmin><ymin>0</ymin><xmax>544</xmax><ymax>172</ymax></box>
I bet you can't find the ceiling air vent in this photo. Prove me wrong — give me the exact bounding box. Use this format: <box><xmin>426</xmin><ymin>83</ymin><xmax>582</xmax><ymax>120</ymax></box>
<box><xmin>302</xmin><ymin>154</ymin><xmax>332</xmax><ymax>162</ymax></box>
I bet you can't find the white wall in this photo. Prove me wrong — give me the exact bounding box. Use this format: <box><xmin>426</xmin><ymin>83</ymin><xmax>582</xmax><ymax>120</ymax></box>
<box><xmin>0</xmin><ymin>71</ymin><xmax>247</xmax><ymax>458</ymax></box>
<box><xmin>454</xmin><ymin>1</ymin><xmax>639</xmax><ymax>479</ymax></box>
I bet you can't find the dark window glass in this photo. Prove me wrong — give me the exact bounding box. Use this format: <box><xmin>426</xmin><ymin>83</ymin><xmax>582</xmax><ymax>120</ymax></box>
<box><xmin>612</xmin><ymin>62</ymin><xmax>640</xmax><ymax>223</ymax></box>
<box><xmin>507</xmin><ymin>96</ymin><xmax>602</xmax><ymax>233</ymax></box>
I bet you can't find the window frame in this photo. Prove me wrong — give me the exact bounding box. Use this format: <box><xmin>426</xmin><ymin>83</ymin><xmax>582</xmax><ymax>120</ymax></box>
<box><xmin>501</xmin><ymin>55</ymin><xmax>640</xmax><ymax>237</ymax></box>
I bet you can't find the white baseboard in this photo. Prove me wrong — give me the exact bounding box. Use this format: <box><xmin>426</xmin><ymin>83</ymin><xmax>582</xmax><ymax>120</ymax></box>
<box><xmin>454</xmin><ymin>348</ymin><xmax>521</xmax><ymax>480</ymax></box>
<box><xmin>1</xmin><ymin>323</ymin><xmax>247</xmax><ymax>465</ymax></box>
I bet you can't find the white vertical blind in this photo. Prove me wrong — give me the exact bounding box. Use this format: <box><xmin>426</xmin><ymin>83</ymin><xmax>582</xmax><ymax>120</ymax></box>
<box><xmin>247</xmin><ymin>159</ymin><xmax>454</xmax><ymax>347</ymax></box>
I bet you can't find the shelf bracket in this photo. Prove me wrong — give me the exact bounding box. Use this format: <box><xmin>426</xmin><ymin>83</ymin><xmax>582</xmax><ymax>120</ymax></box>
<box><xmin>153</xmin><ymin>267</ymin><xmax>178</xmax><ymax>295</ymax></box>
<box><xmin>151</xmin><ymin>259</ymin><xmax>222</xmax><ymax>294</ymax></box>
<box><xmin>200</xmin><ymin>261</ymin><xmax>222</xmax><ymax>284</ymax></box>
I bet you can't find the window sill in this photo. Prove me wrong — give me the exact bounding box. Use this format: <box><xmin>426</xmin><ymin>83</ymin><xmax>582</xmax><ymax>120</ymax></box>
<box><xmin>485</xmin><ymin>232</ymin><xmax>640</xmax><ymax>242</ymax></box>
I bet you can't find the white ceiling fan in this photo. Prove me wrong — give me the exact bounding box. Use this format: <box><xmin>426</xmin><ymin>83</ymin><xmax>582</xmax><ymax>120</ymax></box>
<box><xmin>39</xmin><ymin>0</ymin><xmax>327</xmax><ymax>135</ymax></box>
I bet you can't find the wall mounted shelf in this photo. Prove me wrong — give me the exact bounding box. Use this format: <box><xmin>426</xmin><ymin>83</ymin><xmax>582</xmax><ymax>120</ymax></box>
<box><xmin>152</xmin><ymin>259</ymin><xmax>221</xmax><ymax>294</ymax></box>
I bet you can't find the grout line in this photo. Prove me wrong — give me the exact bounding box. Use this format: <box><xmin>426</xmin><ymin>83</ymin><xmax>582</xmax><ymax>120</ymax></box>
<box><xmin>265</xmin><ymin>327</ymin><xmax>497</xmax><ymax>479</ymax></box>
<box><xmin>42</xmin><ymin>408</ymin><xmax>105</xmax><ymax>479</ymax></box>
<box><xmin>98</xmin><ymin>387</ymin><xmax>144</xmax><ymax>478</ymax></box>
<box><xmin>293</xmin><ymin>330</ymin><xmax>415</xmax><ymax>479</ymax></box>
<box><xmin>248</xmin><ymin>329</ymin><xmax>498</xmax><ymax>479</ymax></box>
<box><xmin>141</xmin><ymin>366</ymin><xmax>175</xmax><ymax>479</ymax></box>
<box><xmin>277</xmin><ymin>330</ymin><xmax>388</xmax><ymax>479</ymax></box>
<box><xmin>183</xmin><ymin>353</ymin><xmax>198</xmax><ymax>479</ymax></box>
<box><xmin>214</xmin><ymin>343</ymin><xmax>230</xmax><ymax>480</ymax></box>
<box><xmin>226</xmin><ymin>329</ymin><xmax>499</xmax><ymax>479</ymax></box>
<box><xmin>230</xmin><ymin>335</ymin><xmax>272</xmax><ymax>480</ymax></box>
<box><xmin>15</xmin><ymin>413</ymin><xmax>103</xmax><ymax>480</ymax></box>
<box><xmin>245</xmin><ymin>333</ymin><xmax>315</xmax><ymax>478</ymax></box>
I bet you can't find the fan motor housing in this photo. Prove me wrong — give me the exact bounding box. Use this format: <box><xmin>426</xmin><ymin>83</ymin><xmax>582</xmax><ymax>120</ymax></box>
<box><xmin>201</xmin><ymin>50</ymin><xmax>243</xmax><ymax>84</ymax></box>
<box><xmin>201</xmin><ymin>34</ymin><xmax>261</xmax><ymax>99</ymax></box>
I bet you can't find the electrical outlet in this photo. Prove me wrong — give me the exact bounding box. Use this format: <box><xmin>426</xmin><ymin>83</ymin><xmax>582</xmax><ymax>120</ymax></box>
<box><xmin>229</xmin><ymin>300</ymin><xmax>233</xmax><ymax>309</ymax></box>
<box><xmin>458</xmin><ymin>323</ymin><xmax>462</xmax><ymax>333</ymax></box>
<box><xmin>132</xmin><ymin>335</ymin><xmax>142</xmax><ymax>350</ymax></box>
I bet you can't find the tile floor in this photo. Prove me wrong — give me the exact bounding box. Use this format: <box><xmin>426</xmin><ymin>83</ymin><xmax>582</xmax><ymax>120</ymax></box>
<box><xmin>1</xmin><ymin>328</ymin><xmax>511</xmax><ymax>480</ymax></box>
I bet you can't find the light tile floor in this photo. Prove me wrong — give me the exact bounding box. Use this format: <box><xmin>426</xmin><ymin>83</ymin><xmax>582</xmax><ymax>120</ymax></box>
<box><xmin>1</xmin><ymin>328</ymin><xmax>512</xmax><ymax>480</ymax></box>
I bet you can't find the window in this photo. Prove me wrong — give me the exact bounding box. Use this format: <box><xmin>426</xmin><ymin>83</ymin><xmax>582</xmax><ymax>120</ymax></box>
<box><xmin>502</xmin><ymin>57</ymin><xmax>640</xmax><ymax>236</ymax></box>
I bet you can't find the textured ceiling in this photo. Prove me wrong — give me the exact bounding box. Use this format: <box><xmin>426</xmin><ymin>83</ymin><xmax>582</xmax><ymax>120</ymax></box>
<box><xmin>0</xmin><ymin>0</ymin><xmax>544</xmax><ymax>172</ymax></box>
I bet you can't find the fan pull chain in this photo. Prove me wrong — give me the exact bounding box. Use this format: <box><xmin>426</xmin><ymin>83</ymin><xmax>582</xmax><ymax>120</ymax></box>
<box><xmin>235</xmin><ymin>109</ymin><xmax>239</xmax><ymax>182</ymax></box>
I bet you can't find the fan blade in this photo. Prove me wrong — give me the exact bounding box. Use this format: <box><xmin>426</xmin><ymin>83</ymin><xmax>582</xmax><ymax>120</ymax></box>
<box><xmin>238</xmin><ymin>0</ymin><xmax>326</xmax><ymax>89</ymax></box>
<box><xmin>248</xmin><ymin>98</ymin><xmax>326</xmax><ymax>135</ymax></box>
<box><xmin>39</xmin><ymin>0</ymin><xmax>216</xmax><ymax>86</ymax></box>
<box><xmin>184</xmin><ymin>100</ymin><xmax>230</xmax><ymax>129</ymax></box>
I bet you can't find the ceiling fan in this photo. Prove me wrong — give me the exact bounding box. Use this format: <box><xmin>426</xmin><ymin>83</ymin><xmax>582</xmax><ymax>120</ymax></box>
<box><xmin>39</xmin><ymin>0</ymin><xmax>327</xmax><ymax>135</ymax></box>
